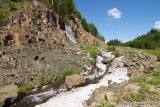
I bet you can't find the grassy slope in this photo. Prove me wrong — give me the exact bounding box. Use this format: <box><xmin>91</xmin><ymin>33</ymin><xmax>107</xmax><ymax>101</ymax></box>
<box><xmin>94</xmin><ymin>46</ymin><xmax>160</xmax><ymax>107</ymax></box>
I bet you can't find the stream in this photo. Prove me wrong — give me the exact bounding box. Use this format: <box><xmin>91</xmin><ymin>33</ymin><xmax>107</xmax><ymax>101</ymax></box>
<box><xmin>7</xmin><ymin>25</ymin><xmax>129</xmax><ymax>107</ymax></box>
<box><xmin>10</xmin><ymin>54</ymin><xmax>129</xmax><ymax>107</ymax></box>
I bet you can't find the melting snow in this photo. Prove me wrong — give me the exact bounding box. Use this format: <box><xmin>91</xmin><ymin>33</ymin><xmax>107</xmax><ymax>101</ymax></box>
<box><xmin>36</xmin><ymin>56</ymin><xmax>129</xmax><ymax>107</ymax></box>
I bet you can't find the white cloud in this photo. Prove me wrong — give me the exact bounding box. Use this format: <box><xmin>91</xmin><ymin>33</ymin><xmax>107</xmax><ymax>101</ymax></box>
<box><xmin>154</xmin><ymin>21</ymin><xmax>160</xmax><ymax>30</ymax></box>
<box><xmin>107</xmin><ymin>8</ymin><xmax>122</xmax><ymax>19</ymax></box>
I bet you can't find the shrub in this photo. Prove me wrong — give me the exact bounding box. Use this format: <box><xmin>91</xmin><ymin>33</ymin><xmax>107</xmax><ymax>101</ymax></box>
<box><xmin>63</xmin><ymin>67</ymin><xmax>80</xmax><ymax>77</ymax></box>
<box><xmin>34</xmin><ymin>74</ymin><xmax>52</xmax><ymax>87</ymax></box>
<box><xmin>83</xmin><ymin>45</ymin><xmax>99</xmax><ymax>59</ymax></box>
<box><xmin>18</xmin><ymin>82</ymin><xmax>33</xmax><ymax>94</ymax></box>
<box><xmin>8</xmin><ymin>2</ymin><xmax>17</xmax><ymax>11</ymax></box>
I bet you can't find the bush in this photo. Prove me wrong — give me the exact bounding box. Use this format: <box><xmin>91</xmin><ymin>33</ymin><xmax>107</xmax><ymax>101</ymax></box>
<box><xmin>63</xmin><ymin>67</ymin><xmax>80</xmax><ymax>77</ymax></box>
<box><xmin>18</xmin><ymin>82</ymin><xmax>33</xmax><ymax>94</ymax></box>
<box><xmin>83</xmin><ymin>45</ymin><xmax>99</xmax><ymax>59</ymax></box>
<box><xmin>157</xmin><ymin>54</ymin><xmax>160</xmax><ymax>61</ymax></box>
<box><xmin>34</xmin><ymin>74</ymin><xmax>53</xmax><ymax>87</ymax></box>
<box><xmin>8</xmin><ymin>2</ymin><xmax>17</xmax><ymax>11</ymax></box>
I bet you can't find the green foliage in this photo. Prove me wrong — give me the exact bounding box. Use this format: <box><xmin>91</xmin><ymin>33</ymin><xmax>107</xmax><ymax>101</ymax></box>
<box><xmin>63</xmin><ymin>67</ymin><xmax>80</xmax><ymax>77</ymax></box>
<box><xmin>98</xmin><ymin>35</ymin><xmax>105</xmax><ymax>41</ymax></box>
<box><xmin>130</xmin><ymin>72</ymin><xmax>160</xmax><ymax>86</ymax></box>
<box><xmin>106</xmin><ymin>46</ymin><xmax>116</xmax><ymax>52</ymax></box>
<box><xmin>129</xmin><ymin>76</ymin><xmax>145</xmax><ymax>84</ymax></box>
<box><xmin>116</xmin><ymin>84</ymin><xmax>150</xmax><ymax>102</ymax></box>
<box><xmin>87</xmin><ymin>23</ymin><xmax>98</xmax><ymax>36</ymax></box>
<box><xmin>8</xmin><ymin>2</ymin><xmax>17</xmax><ymax>11</ymax></box>
<box><xmin>45</xmin><ymin>0</ymin><xmax>76</xmax><ymax>21</ymax></box>
<box><xmin>107</xmin><ymin>39</ymin><xmax>123</xmax><ymax>46</ymax></box>
<box><xmin>34</xmin><ymin>74</ymin><xmax>54</xmax><ymax>87</ymax></box>
<box><xmin>124</xmin><ymin>29</ymin><xmax>160</xmax><ymax>50</ymax></box>
<box><xmin>0</xmin><ymin>0</ymin><xmax>31</xmax><ymax>26</ymax></box>
<box><xmin>99</xmin><ymin>100</ymin><xmax>112</xmax><ymax>107</ymax></box>
<box><xmin>18</xmin><ymin>82</ymin><xmax>33</xmax><ymax>94</ymax></box>
<box><xmin>106</xmin><ymin>46</ymin><xmax>119</xmax><ymax>57</ymax></box>
<box><xmin>83</xmin><ymin>45</ymin><xmax>99</xmax><ymax>59</ymax></box>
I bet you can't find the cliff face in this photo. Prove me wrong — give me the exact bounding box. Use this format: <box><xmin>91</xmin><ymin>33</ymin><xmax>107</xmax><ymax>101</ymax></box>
<box><xmin>0</xmin><ymin>7</ymin><xmax>106</xmax><ymax>86</ymax></box>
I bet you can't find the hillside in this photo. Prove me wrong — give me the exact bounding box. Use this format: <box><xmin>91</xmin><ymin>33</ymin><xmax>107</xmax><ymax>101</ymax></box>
<box><xmin>0</xmin><ymin>1</ymin><xmax>160</xmax><ymax>107</ymax></box>
<box><xmin>124</xmin><ymin>29</ymin><xmax>160</xmax><ymax>49</ymax></box>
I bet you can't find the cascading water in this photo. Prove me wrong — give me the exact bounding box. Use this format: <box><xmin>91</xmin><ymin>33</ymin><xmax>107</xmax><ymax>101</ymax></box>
<box><xmin>65</xmin><ymin>24</ymin><xmax>80</xmax><ymax>47</ymax></box>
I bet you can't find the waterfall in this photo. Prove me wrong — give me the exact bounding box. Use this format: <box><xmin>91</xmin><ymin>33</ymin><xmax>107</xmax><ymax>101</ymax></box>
<box><xmin>65</xmin><ymin>24</ymin><xmax>79</xmax><ymax>47</ymax></box>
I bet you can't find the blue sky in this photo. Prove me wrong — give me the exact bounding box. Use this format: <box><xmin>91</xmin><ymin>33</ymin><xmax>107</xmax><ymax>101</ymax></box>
<box><xmin>74</xmin><ymin>0</ymin><xmax>160</xmax><ymax>42</ymax></box>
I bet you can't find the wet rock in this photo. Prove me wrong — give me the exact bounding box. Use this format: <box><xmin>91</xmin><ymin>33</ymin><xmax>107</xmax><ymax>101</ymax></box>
<box><xmin>65</xmin><ymin>74</ymin><xmax>86</xmax><ymax>89</ymax></box>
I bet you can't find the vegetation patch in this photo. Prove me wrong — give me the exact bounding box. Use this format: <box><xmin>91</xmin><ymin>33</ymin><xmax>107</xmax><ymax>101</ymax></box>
<box><xmin>34</xmin><ymin>74</ymin><xmax>55</xmax><ymax>87</ymax></box>
<box><xmin>106</xmin><ymin>46</ymin><xmax>119</xmax><ymax>57</ymax></box>
<box><xmin>130</xmin><ymin>72</ymin><xmax>160</xmax><ymax>86</ymax></box>
<box><xmin>63</xmin><ymin>67</ymin><xmax>80</xmax><ymax>77</ymax></box>
<box><xmin>99</xmin><ymin>100</ymin><xmax>113</xmax><ymax>107</ymax></box>
<box><xmin>116</xmin><ymin>84</ymin><xmax>150</xmax><ymax>102</ymax></box>
<box><xmin>83</xmin><ymin>45</ymin><xmax>99</xmax><ymax>59</ymax></box>
<box><xmin>18</xmin><ymin>82</ymin><xmax>33</xmax><ymax>94</ymax></box>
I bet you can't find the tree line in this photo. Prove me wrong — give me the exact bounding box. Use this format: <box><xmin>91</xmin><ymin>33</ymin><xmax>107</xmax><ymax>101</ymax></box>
<box><xmin>107</xmin><ymin>29</ymin><xmax>160</xmax><ymax>50</ymax></box>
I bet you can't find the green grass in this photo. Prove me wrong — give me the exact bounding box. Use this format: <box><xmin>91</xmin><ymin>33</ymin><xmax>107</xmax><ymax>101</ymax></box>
<box><xmin>106</xmin><ymin>46</ymin><xmax>116</xmax><ymax>52</ymax></box>
<box><xmin>140</xmin><ymin>49</ymin><xmax>160</xmax><ymax>57</ymax></box>
<box><xmin>63</xmin><ymin>67</ymin><xmax>80</xmax><ymax>77</ymax></box>
<box><xmin>18</xmin><ymin>82</ymin><xmax>33</xmax><ymax>94</ymax></box>
<box><xmin>83</xmin><ymin>45</ymin><xmax>99</xmax><ymax>59</ymax></box>
<box><xmin>116</xmin><ymin>84</ymin><xmax>150</xmax><ymax>102</ymax></box>
<box><xmin>130</xmin><ymin>72</ymin><xmax>160</xmax><ymax>86</ymax></box>
<box><xmin>99</xmin><ymin>100</ymin><xmax>112</xmax><ymax>107</ymax></box>
<box><xmin>129</xmin><ymin>76</ymin><xmax>145</xmax><ymax>84</ymax></box>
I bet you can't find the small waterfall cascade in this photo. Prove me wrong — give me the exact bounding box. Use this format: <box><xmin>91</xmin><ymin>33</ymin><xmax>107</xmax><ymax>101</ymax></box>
<box><xmin>65</xmin><ymin>24</ymin><xmax>80</xmax><ymax>47</ymax></box>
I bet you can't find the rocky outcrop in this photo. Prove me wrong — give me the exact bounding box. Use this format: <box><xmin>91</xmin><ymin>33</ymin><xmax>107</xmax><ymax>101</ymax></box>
<box><xmin>0</xmin><ymin>8</ymin><xmax>97</xmax><ymax>86</ymax></box>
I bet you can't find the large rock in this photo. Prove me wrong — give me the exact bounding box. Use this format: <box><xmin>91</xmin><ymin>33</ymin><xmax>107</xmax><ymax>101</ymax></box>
<box><xmin>65</xmin><ymin>74</ymin><xmax>86</xmax><ymax>89</ymax></box>
<box><xmin>0</xmin><ymin>84</ymin><xmax>18</xmax><ymax>106</ymax></box>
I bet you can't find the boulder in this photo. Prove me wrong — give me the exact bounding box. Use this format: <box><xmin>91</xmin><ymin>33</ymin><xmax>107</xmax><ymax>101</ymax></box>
<box><xmin>0</xmin><ymin>84</ymin><xmax>18</xmax><ymax>106</ymax></box>
<box><xmin>65</xmin><ymin>74</ymin><xmax>86</xmax><ymax>89</ymax></box>
<box><xmin>101</xmin><ymin>51</ymin><xmax>115</xmax><ymax>59</ymax></box>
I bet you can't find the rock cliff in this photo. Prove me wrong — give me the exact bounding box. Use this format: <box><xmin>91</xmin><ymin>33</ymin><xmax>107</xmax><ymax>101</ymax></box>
<box><xmin>0</xmin><ymin>7</ymin><xmax>106</xmax><ymax>86</ymax></box>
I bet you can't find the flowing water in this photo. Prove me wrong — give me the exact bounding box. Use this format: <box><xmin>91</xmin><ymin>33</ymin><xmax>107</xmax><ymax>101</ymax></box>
<box><xmin>11</xmin><ymin>54</ymin><xmax>129</xmax><ymax>107</ymax></box>
<box><xmin>35</xmin><ymin>56</ymin><xmax>129</xmax><ymax>107</ymax></box>
<box><xmin>65</xmin><ymin>24</ymin><xmax>80</xmax><ymax>47</ymax></box>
